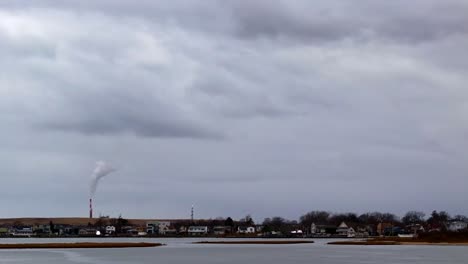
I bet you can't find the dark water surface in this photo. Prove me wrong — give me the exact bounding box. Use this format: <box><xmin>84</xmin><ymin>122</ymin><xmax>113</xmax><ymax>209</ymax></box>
<box><xmin>0</xmin><ymin>238</ymin><xmax>467</xmax><ymax>263</ymax></box>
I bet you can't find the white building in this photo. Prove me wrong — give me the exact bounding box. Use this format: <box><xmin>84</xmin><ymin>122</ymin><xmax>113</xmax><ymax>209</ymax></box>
<box><xmin>188</xmin><ymin>226</ymin><xmax>209</xmax><ymax>236</ymax></box>
<box><xmin>447</xmin><ymin>221</ymin><xmax>468</xmax><ymax>232</ymax></box>
<box><xmin>237</xmin><ymin>226</ymin><xmax>256</xmax><ymax>234</ymax></box>
<box><xmin>78</xmin><ymin>228</ymin><xmax>97</xmax><ymax>236</ymax></box>
<box><xmin>310</xmin><ymin>223</ymin><xmax>330</xmax><ymax>234</ymax></box>
<box><xmin>12</xmin><ymin>227</ymin><xmax>34</xmax><ymax>237</ymax></box>
<box><xmin>105</xmin><ymin>226</ymin><xmax>116</xmax><ymax>235</ymax></box>
<box><xmin>336</xmin><ymin>222</ymin><xmax>356</xmax><ymax>238</ymax></box>
<box><xmin>146</xmin><ymin>221</ymin><xmax>175</xmax><ymax>235</ymax></box>
<box><xmin>158</xmin><ymin>221</ymin><xmax>176</xmax><ymax>235</ymax></box>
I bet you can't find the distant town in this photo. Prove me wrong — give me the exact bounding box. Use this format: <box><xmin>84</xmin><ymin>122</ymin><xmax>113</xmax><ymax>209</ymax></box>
<box><xmin>1</xmin><ymin>210</ymin><xmax>467</xmax><ymax>239</ymax></box>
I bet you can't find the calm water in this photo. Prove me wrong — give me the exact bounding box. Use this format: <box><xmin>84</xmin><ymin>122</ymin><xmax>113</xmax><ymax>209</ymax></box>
<box><xmin>0</xmin><ymin>238</ymin><xmax>467</xmax><ymax>263</ymax></box>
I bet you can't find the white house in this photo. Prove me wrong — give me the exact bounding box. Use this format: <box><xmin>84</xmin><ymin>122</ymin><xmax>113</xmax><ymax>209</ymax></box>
<box><xmin>146</xmin><ymin>221</ymin><xmax>175</xmax><ymax>235</ymax></box>
<box><xmin>188</xmin><ymin>226</ymin><xmax>209</xmax><ymax>236</ymax></box>
<box><xmin>336</xmin><ymin>222</ymin><xmax>356</xmax><ymax>238</ymax></box>
<box><xmin>311</xmin><ymin>223</ymin><xmax>319</xmax><ymax>234</ymax></box>
<box><xmin>310</xmin><ymin>223</ymin><xmax>331</xmax><ymax>234</ymax></box>
<box><xmin>447</xmin><ymin>221</ymin><xmax>468</xmax><ymax>232</ymax></box>
<box><xmin>178</xmin><ymin>226</ymin><xmax>188</xmax><ymax>234</ymax></box>
<box><xmin>157</xmin><ymin>221</ymin><xmax>176</xmax><ymax>235</ymax></box>
<box><xmin>78</xmin><ymin>228</ymin><xmax>97</xmax><ymax>236</ymax></box>
<box><xmin>11</xmin><ymin>227</ymin><xmax>34</xmax><ymax>237</ymax></box>
<box><xmin>105</xmin><ymin>226</ymin><xmax>116</xmax><ymax>235</ymax></box>
<box><xmin>237</xmin><ymin>226</ymin><xmax>256</xmax><ymax>234</ymax></box>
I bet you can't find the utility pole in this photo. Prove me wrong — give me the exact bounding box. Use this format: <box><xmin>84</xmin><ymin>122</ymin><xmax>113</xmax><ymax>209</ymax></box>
<box><xmin>191</xmin><ymin>205</ymin><xmax>194</xmax><ymax>223</ymax></box>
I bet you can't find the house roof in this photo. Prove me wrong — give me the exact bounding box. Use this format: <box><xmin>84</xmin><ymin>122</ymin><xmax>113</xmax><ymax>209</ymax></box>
<box><xmin>338</xmin><ymin>222</ymin><xmax>348</xmax><ymax>228</ymax></box>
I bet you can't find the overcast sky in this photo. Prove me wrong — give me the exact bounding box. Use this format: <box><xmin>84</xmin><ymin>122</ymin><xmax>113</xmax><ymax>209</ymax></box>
<box><xmin>1</xmin><ymin>0</ymin><xmax>467</xmax><ymax>221</ymax></box>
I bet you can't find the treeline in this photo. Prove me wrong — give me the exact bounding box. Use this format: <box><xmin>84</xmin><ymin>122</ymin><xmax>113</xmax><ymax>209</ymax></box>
<box><xmin>177</xmin><ymin>210</ymin><xmax>466</xmax><ymax>231</ymax></box>
<box><xmin>252</xmin><ymin>210</ymin><xmax>467</xmax><ymax>233</ymax></box>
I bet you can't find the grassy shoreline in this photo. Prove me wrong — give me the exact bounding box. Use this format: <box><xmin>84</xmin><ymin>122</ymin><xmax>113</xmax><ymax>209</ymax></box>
<box><xmin>194</xmin><ymin>240</ymin><xmax>314</xmax><ymax>245</ymax></box>
<box><xmin>329</xmin><ymin>238</ymin><xmax>468</xmax><ymax>246</ymax></box>
<box><xmin>0</xmin><ymin>242</ymin><xmax>163</xmax><ymax>249</ymax></box>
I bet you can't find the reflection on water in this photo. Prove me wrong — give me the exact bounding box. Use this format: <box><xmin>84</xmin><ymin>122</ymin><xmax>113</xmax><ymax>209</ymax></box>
<box><xmin>0</xmin><ymin>238</ymin><xmax>467</xmax><ymax>264</ymax></box>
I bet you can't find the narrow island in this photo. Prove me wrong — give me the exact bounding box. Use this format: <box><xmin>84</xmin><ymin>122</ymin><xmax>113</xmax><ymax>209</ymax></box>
<box><xmin>0</xmin><ymin>242</ymin><xmax>164</xmax><ymax>249</ymax></box>
<box><xmin>194</xmin><ymin>240</ymin><xmax>314</xmax><ymax>245</ymax></box>
<box><xmin>329</xmin><ymin>233</ymin><xmax>468</xmax><ymax>246</ymax></box>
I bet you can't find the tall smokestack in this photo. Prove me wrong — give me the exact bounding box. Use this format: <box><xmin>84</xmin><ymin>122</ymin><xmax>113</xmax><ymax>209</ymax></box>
<box><xmin>89</xmin><ymin>198</ymin><xmax>93</xmax><ymax>219</ymax></box>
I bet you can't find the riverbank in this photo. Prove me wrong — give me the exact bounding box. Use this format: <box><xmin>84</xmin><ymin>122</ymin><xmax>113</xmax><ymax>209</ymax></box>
<box><xmin>329</xmin><ymin>238</ymin><xmax>468</xmax><ymax>246</ymax></box>
<box><xmin>194</xmin><ymin>240</ymin><xmax>314</xmax><ymax>245</ymax></box>
<box><xmin>0</xmin><ymin>242</ymin><xmax>164</xmax><ymax>249</ymax></box>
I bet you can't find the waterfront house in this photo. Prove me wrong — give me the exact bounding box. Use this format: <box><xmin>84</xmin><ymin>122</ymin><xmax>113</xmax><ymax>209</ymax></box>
<box><xmin>355</xmin><ymin>226</ymin><xmax>370</xmax><ymax>237</ymax></box>
<box><xmin>157</xmin><ymin>221</ymin><xmax>177</xmax><ymax>235</ymax></box>
<box><xmin>310</xmin><ymin>223</ymin><xmax>335</xmax><ymax>236</ymax></box>
<box><xmin>64</xmin><ymin>226</ymin><xmax>81</xmax><ymax>236</ymax></box>
<box><xmin>53</xmin><ymin>224</ymin><xmax>68</xmax><ymax>236</ymax></box>
<box><xmin>12</xmin><ymin>227</ymin><xmax>34</xmax><ymax>237</ymax></box>
<box><xmin>255</xmin><ymin>225</ymin><xmax>264</xmax><ymax>233</ymax></box>
<box><xmin>447</xmin><ymin>221</ymin><xmax>468</xmax><ymax>232</ymax></box>
<box><xmin>336</xmin><ymin>222</ymin><xmax>356</xmax><ymax>237</ymax></box>
<box><xmin>157</xmin><ymin>221</ymin><xmax>171</xmax><ymax>234</ymax></box>
<box><xmin>178</xmin><ymin>226</ymin><xmax>188</xmax><ymax>234</ymax></box>
<box><xmin>376</xmin><ymin>222</ymin><xmax>393</xmax><ymax>236</ymax></box>
<box><xmin>213</xmin><ymin>226</ymin><xmax>230</xmax><ymax>235</ymax></box>
<box><xmin>105</xmin><ymin>225</ymin><xmax>116</xmax><ymax>235</ymax></box>
<box><xmin>188</xmin><ymin>226</ymin><xmax>209</xmax><ymax>236</ymax></box>
<box><xmin>381</xmin><ymin>225</ymin><xmax>405</xmax><ymax>236</ymax></box>
<box><xmin>125</xmin><ymin>228</ymin><xmax>139</xmax><ymax>236</ymax></box>
<box><xmin>237</xmin><ymin>226</ymin><xmax>256</xmax><ymax>234</ymax></box>
<box><xmin>78</xmin><ymin>228</ymin><xmax>97</xmax><ymax>236</ymax></box>
<box><xmin>33</xmin><ymin>224</ymin><xmax>51</xmax><ymax>235</ymax></box>
<box><xmin>406</xmin><ymin>224</ymin><xmax>425</xmax><ymax>234</ymax></box>
<box><xmin>146</xmin><ymin>221</ymin><xmax>176</xmax><ymax>235</ymax></box>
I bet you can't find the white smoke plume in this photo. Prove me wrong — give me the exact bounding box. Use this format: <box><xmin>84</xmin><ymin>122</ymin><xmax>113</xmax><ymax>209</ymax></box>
<box><xmin>90</xmin><ymin>161</ymin><xmax>116</xmax><ymax>197</ymax></box>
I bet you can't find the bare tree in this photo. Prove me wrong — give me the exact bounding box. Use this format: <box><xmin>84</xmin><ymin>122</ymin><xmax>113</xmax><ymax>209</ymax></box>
<box><xmin>300</xmin><ymin>211</ymin><xmax>330</xmax><ymax>227</ymax></box>
<box><xmin>452</xmin><ymin>215</ymin><xmax>468</xmax><ymax>222</ymax></box>
<box><xmin>427</xmin><ymin>210</ymin><xmax>450</xmax><ymax>230</ymax></box>
<box><xmin>402</xmin><ymin>211</ymin><xmax>426</xmax><ymax>226</ymax></box>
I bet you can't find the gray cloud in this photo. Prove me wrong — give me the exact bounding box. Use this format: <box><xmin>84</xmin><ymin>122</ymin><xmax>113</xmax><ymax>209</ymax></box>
<box><xmin>226</xmin><ymin>0</ymin><xmax>468</xmax><ymax>43</ymax></box>
<box><xmin>38</xmin><ymin>84</ymin><xmax>221</xmax><ymax>139</ymax></box>
<box><xmin>0</xmin><ymin>10</ymin><xmax>221</xmax><ymax>139</ymax></box>
<box><xmin>41</xmin><ymin>115</ymin><xmax>219</xmax><ymax>139</ymax></box>
<box><xmin>2</xmin><ymin>0</ymin><xmax>468</xmax><ymax>43</ymax></box>
<box><xmin>0</xmin><ymin>1</ymin><xmax>468</xmax><ymax>220</ymax></box>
